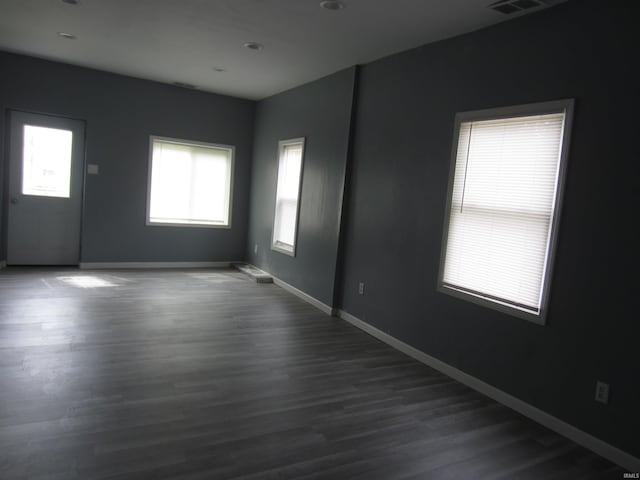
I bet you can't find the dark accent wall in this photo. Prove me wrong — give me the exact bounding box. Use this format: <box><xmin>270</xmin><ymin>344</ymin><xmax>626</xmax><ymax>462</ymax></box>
<box><xmin>338</xmin><ymin>0</ymin><xmax>638</xmax><ymax>459</ymax></box>
<box><xmin>0</xmin><ymin>52</ymin><xmax>254</xmax><ymax>263</ymax></box>
<box><xmin>246</xmin><ymin>68</ymin><xmax>356</xmax><ymax>307</ymax></box>
<box><xmin>0</xmin><ymin>0</ymin><xmax>636</xmax><ymax>463</ymax></box>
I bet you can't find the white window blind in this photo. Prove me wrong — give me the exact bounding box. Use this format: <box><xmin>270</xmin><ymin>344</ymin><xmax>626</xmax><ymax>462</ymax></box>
<box><xmin>272</xmin><ymin>139</ymin><xmax>304</xmax><ymax>255</ymax></box>
<box><xmin>147</xmin><ymin>138</ymin><xmax>233</xmax><ymax>227</ymax></box>
<box><xmin>440</xmin><ymin>105</ymin><xmax>571</xmax><ymax>321</ymax></box>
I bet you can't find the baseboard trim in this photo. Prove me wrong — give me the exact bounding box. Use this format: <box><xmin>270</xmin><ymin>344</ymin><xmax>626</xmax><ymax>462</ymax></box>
<box><xmin>272</xmin><ymin>277</ymin><xmax>335</xmax><ymax>316</ymax></box>
<box><xmin>337</xmin><ymin>309</ymin><xmax>639</xmax><ymax>472</ymax></box>
<box><xmin>79</xmin><ymin>261</ymin><xmax>233</xmax><ymax>270</ymax></box>
<box><xmin>244</xmin><ymin>264</ymin><xmax>334</xmax><ymax>315</ymax></box>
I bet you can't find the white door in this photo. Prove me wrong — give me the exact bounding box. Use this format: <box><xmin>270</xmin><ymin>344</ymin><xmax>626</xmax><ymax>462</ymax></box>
<box><xmin>7</xmin><ymin>111</ymin><xmax>85</xmax><ymax>265</ymax></box>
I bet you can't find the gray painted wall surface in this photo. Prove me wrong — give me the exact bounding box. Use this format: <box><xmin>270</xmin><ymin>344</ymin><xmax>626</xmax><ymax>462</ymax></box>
<box><xmin>0</xmin><ymin>52</ymin><xmax>254</xmax><ymax>263</ymax></box>
<box><xmin>1</xmin><ymin>0</ymin><xmax>636</xmax><ymax>463</ymax></box>
<box><xmin>338</xmin><ymin>1</ymin><xmax>638</xmax><ymax>458</ymax></box>
<box><xmin>246</xmin><ymin>68</ymin><xmax>356</xmax><ymax>307</ymax></box>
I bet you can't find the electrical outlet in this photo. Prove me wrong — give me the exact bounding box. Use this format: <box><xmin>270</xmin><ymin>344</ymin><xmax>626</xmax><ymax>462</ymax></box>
<box><xmin>595</xmin><ymin>381</ymin><xmax>609</xmax><ymax>404</ymax></box>
<box><xmin>254</xmin><ymin>244</ymin><xmax>258</xmax><ymax>254</ymax></box>
<box><xmin>358</xmin><ymin>282</ymin><xmax>365</xmax><ymax>295</ymax></box>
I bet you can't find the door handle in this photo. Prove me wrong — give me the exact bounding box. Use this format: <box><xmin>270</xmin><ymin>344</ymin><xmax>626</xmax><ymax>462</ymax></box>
<box><xmin>10</xmin><ymin>198</ymin><xmax>19</xmax><ymax>205</ymax></box>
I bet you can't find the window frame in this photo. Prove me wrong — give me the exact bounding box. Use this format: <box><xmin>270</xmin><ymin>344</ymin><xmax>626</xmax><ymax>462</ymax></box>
<box><xmin>271</xmin><ymin>137</ymin><xmax>306</xmax><ymax>257</ymax></box>
<box><xmin>437</xmin><ymin>99</ymin><xmax>575</xmax><ymax>325</ymax></box>
<box><xmin>145</xmin><ymin>135</ymin><xmax>235</xmax><ymax>229</ymax></box>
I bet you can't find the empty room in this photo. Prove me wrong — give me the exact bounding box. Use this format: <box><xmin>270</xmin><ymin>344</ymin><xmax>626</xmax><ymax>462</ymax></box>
<box><xmin>0</xmin><ymin>0</ymin><xmax>638</xmax><ymax>478</ymax></box>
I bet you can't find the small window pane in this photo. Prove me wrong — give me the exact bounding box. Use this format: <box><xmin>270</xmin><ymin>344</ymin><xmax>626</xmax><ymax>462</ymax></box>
<box><xmin>148</xmin><ymin>138</ymin><xmax>233</xmax><ymax>227</ymax></box>
<box><xmin>22</xmin><ymin>125</ymin><xmax>73</xmax><ymax>198</ymax></box>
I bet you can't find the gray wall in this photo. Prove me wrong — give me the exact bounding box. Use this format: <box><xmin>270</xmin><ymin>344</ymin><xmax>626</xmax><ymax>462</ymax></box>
<box><xmin>338</xmin><ymin>0</ymin><xmax>638</xmax><ymax>459</ymax></box>
<box><xmin>246</xmin><ymin>68</ymin><xmax>356</xmax><ymax>307</ymax></box>
<box><xmin>1</xmin><ymin>0</ymin><xmax>636</xmax><ymax>463</ymax></box>
<box><xmin>0</xmin><ymin>52</ymin><xmax>254</xmax><ymax>263</ymax></box>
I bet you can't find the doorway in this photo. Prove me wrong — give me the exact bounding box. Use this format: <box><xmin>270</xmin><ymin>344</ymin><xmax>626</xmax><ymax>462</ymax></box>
<box><xmin>6</xmin><ymin>110</ymin><xmax>85</xmax><ymax>265</ymax></box>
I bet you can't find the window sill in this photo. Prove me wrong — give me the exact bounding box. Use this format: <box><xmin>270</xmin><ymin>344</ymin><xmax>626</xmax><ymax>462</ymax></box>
<box><xmin>437</xmin><ymin>283</ymin><xmax>546</xmax><ymax>326</ymax></box>
<box><xmin>271</xmin><ymin>242</ymin><xmax>295</xmax><ymax>257</ymax></box>
<box><xmin>146</xmin><ymin>220</ymin><xmax>231</xmax><ymax>229</ymax></box>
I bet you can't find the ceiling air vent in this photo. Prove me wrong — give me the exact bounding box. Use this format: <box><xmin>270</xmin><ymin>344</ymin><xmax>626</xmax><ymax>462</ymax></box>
<box><xmin>489</xmin><ymin>0</ymin><xmax>544</xmax><ymax>14</ymax></box>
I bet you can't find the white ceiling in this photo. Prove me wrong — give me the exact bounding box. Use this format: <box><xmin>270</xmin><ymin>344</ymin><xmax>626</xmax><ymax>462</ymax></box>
<box><xmin>0</xmin><ymin>0</ymin><xmax>564</xmax><ymax>100</ymax></box>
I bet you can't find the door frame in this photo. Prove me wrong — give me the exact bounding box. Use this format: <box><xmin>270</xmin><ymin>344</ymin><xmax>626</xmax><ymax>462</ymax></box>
<box><xmin>2</xmin><ymin>108</ymin><xmax>88</xmax><ymax>266</ymax></box>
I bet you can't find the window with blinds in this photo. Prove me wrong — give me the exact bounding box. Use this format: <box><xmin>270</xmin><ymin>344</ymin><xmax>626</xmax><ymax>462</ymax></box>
<box><xmin>272</xmin><ymin>138</ymin><xmax>305</xmax><ymax>256</ymax></box>
<box><xmin>438</xmin><ymin>100</ymin><xmax>574</xmax><ymax>324</ymax></box>
<box><xmin>146</xmin><ymin>136</ymin><xmax>234</xmax><ymax>227</ymax></box>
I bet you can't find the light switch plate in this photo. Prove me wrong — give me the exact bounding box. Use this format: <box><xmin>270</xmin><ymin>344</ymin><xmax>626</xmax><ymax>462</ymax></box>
<box><xmin>87</xmin><ymin>164</ymin><xmax>99</xmax><ymax>175</ymax></box>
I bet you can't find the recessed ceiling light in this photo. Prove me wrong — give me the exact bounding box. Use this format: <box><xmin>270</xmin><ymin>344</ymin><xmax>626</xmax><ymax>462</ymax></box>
<box><xmin>57</xmin><ymin>32</ymin><xmax>77</xmax><ymax>39</ymax></box>
<box><xmin>320</xmin><ymin>1</ymin><xmax>345</xmax><ymax>10</ymax></box>
<box><xmin>243</xmin><ymin>42</ymin><xmax>263</xmax><ymax>51</ymax></box>
<box><xmin>61</xmin><ymin>0</ymin><xmax>80</xmax><ymax>5</ymax></box>
<box><xmin>212</xmin><ymin>67</ymin><xmax>227</xmax><ymax>72</ymax></box>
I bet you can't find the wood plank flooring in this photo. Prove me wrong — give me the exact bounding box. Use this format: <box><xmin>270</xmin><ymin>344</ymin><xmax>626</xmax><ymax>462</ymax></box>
<box><xmin>0</xmin><ymin>268</ymin><xmax>624</xmax><ymax>479</ymax></box>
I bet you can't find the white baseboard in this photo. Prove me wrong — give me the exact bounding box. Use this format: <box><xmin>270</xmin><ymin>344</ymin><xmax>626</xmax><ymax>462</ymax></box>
<box><xmin>79</xmin><ymin>261</ymin><xmax>233</xmax><ymax>270</ymax></box>
<box><xmin>337</xmin><ymin>309</ymin><xmax>640</xmax><ymax>473</ymax></box>
<box><xmin>272</xmin><ymin>276</ymin><xmax>335</xmax><ymax>316</ymax></box>
<box><xmin>244</xmin><ymin>264</ymin><xmax>335</xmax><ymax>315</ymax></box>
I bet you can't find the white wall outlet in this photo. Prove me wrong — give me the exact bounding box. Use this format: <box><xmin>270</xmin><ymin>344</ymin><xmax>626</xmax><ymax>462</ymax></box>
<box><xmin>87</xmin><ymin>164</ymin><xmax>99</xmax><ymax>175</ymax></box>
<box><xmin>358</xmin><ymin>282</ymin><xmax>365</xmax><ymax>295</ymax></box>
<box><xmin>254</xmin><ymin>244</ymin><xmax>258</xmax><ymax>254</ymax></box>
<box><xmin>595</xmin><ymin>381</ymin><xmax>610</xmax><ymax>404</ymax></box>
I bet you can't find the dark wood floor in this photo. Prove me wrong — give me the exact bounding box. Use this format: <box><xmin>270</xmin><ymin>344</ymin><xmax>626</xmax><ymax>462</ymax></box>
<box><xmin>0</xmin><ymin>268</ymin><xmax>624</xmax><ymax>479</ymax></box>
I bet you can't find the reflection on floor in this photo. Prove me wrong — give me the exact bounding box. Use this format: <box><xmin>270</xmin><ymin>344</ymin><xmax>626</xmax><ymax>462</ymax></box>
<box><xmin>0</xmin><ymin>267</ymin><xmax>624</xmax><ymax>479</ymax></box>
